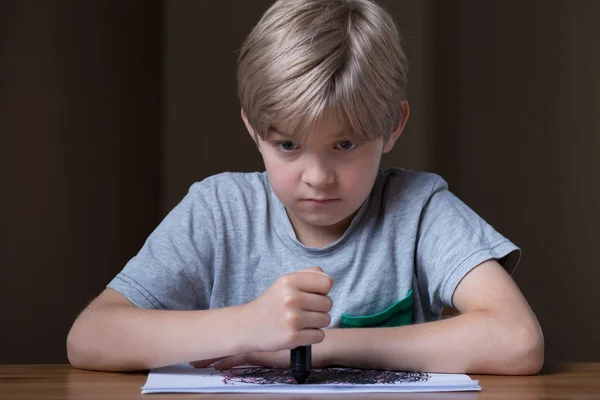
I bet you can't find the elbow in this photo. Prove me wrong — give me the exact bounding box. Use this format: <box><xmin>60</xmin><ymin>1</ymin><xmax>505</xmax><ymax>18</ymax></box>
<box><xmin>66</xmin><ymin>317</ymin><xmax>102</xmax><ymax>371</ymax></box>
<box><xmin>508</xmin><ymin>323</ymin><xmax>545</xmax><ymax>375</ymax></box>
<box><xmin>66</xmin><ymin>323</ymin><xmax>89</xmax><ymax>370</ymax></box>
<box><xmin>66</xmin><ymin>314</ymin><xmax>149</xmax><ymax>373</ymax></box>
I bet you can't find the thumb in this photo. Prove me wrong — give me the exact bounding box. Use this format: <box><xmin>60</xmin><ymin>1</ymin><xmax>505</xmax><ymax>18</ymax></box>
<box><xmin>302</xmin><ymin>266</ymin><xmax>326</xmax><ymax>274</ymax></box>
<box><xmin>300</xmin><ymin>266</ymin><xmax>333</xmax><ymax>282</ymax></box>
<box><xmin>298</xmin><ymin>265</ymin><xmax>333</xmax><ymax>283</ymax></box>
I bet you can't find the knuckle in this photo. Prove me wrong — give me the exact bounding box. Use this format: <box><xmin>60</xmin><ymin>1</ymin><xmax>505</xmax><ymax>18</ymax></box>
<box><xmin>283</xmin><ymin>274</ymin><xmax>300</xmax><ymax>288</ymax></box>
<box><xmin>284</xmin><ymin>331</ymin><xmax>300</xmax><ymax>347</ymax></box>
<box><xmin>282</xmin><ymin>294</ymin><xmax>298</xmax><ymax>309</ymax></box>
<box><xmin>279</xmin><ymin>275</ymin><xmax>292</xmax><ymax>287</ymax></box>
<box><xmin>283</xmin><ymin>310</ymin><xmax>301</xmax><ymax>328</ymax></box>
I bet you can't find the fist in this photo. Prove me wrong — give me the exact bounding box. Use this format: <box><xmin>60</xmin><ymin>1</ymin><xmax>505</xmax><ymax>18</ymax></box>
<box><xmin>242</xmin><ymin>266</ymin><xmax>333</xmax><ymax>353</ymax></box>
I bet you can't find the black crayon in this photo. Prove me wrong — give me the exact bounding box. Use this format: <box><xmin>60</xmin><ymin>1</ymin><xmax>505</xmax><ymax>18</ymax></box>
<box><xmin>290</xmin><ymin>345</ymin><xmax>311</xmax><ymax>384</ymax></box>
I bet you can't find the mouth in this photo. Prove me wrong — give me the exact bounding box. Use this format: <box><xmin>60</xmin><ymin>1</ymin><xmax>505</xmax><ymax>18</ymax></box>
<box><xmin>302</xmin><ymin>198</ymin><xmax>340</xmax><ymax>205</ymax></box>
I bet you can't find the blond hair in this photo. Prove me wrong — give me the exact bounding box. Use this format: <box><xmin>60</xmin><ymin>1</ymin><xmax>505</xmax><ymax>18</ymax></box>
<box><xmin>237</xmin><ymin>0</ymin><xmax>408</xmax><ymax>143</ymax></box>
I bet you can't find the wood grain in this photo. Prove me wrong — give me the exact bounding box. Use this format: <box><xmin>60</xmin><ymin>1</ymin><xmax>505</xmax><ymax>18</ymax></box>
<box><xmin>1</xmin><ymin>363</ymin><xmax>599</xmax><ymax>399</ymax></box>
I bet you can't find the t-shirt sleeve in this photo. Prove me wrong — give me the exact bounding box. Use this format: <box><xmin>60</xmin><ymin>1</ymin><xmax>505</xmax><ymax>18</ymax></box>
<box><xmin>106</xmin><ymin>184</ymin><xmax>215</xmax><ymax>310</ymax></box>
<box><xmin>415</xmin><ymin>177</ymin><xmax>521</xmax><ymax>314</ymax></box>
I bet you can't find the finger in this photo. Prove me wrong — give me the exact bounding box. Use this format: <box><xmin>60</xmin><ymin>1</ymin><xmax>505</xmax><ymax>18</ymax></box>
<box><xmin>214</xmin><ymin>354</ymin><xmax>248</xmax><ymax>370</ymax></box>
<box><xmin>299</xmin><ymin>266</ymin><xmax>334</xmax><ymax>280</ymax></box>
<box><xmin>190</xmin><ymin>357</ymin><xmax>225</xmax><ymax>368</ymax></box>
<box><xmin>285</xmin><ymin>310</ymin><xmax>330</xmax><ymax>331</ymax></box>
<box><xmin>295</xmin><ymin>328</ymin><xmax>326</xmax><ymax>347</ymax></box>
<box><xmin>296</xmin><ymin>310</ymin><xmax>331</xmax><ymax>329</ymax></box>
<box><xmin>301</xmin><ymin>266</ymin><xmax>327</xmax><ymax>275</ymax></box>
<box><xmin>289</xmin><ymin>271</ymin><xmax>333</xmax><ymax>295</ymax></box>
<box><xmin>298</xmin><ymin>291</ymin><xmax>333</xmax><ymax>312</ymax></box>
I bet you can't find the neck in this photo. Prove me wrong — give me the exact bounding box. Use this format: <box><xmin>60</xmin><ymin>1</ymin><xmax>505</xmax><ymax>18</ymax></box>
<box><xmin>286</xmin><ymin>210</ymin><xmax>356</xmax><ymax>248</ymax></box>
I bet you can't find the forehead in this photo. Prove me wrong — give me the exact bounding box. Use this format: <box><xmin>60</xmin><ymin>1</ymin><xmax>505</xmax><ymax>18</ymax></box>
<box><xmin>269</xmin><ymin>111</ymin><xmax>344</xmax><ymax>141</ymax></box>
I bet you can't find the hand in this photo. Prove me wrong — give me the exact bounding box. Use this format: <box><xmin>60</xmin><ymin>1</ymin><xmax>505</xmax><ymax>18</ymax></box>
<box><xmin>190</xmin><ymin>349</ymin><xmax>331</xmax><ymax>370</ymax></box>
<box><xmin>240</xmin><ymin>266</ymin><xmax>333</xmax><ymax>353</ymax></box>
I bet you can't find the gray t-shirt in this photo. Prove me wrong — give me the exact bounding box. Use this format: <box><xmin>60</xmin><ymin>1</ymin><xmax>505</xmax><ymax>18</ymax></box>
<box><xmin>107</xmin><ymin>168</ymin><xmax>520</xmax><ymax>327</ymax></box>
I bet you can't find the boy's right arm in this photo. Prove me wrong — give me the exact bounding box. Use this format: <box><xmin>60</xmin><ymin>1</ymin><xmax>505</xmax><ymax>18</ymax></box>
<box><xmin>66</xmin><ymin>288</ymin><xmax>250</xmax><ymax>372</ymax></box>
<box><xmin>66</xmin><ymin>267</ymin><xmax>333</xmax><ymax>372</ymax></box>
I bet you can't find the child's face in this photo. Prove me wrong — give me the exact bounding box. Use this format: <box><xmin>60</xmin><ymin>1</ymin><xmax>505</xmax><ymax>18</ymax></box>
<box><xmin>242</xmin><ymin>105</ymin><xmax>407</xmax><ymax>241</ymax></box>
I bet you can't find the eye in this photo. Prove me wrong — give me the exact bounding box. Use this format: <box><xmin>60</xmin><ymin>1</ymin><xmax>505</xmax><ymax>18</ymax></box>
<box><xmin>335</xmin><ymin>140</ymin><xmax>357</xmax><ymax>151</ymax></box>
<box><xmin>275</xmin><ymin>141</ymin><xmax>298</xmax><ymax>152</ymax></box>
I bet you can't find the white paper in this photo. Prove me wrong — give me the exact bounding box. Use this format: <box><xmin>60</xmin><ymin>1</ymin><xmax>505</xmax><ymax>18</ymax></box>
<box><xmin>141</xmin><ymin>363</ymin><xmax>481</xmax><ymax>394</ymax></box>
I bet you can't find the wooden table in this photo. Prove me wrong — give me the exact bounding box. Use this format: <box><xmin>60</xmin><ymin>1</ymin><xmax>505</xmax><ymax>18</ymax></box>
<box><xmin>1</xmin><ymin>363</ymin><xmax>599</xmax><ymax>399</ymax></box>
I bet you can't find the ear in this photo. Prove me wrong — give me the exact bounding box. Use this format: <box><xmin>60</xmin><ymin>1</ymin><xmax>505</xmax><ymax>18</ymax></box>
<box><xmin>241</xmin><ymin>108</ymin><xmax>262</xmax><ymax>151</ymax></box>
<box><xmin>241</xmin><ymin>108</ymin><xmax>255</xmax><ymax>140</ymax></box>
<box><xmin>383</xmin><ymin>101</ymin><xmax>410</xmax><ymax>153</ymax></box>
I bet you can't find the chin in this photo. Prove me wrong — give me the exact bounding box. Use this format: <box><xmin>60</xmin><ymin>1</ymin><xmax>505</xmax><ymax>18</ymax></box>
<box><xmin>297</xmin><ymin>212</ymin><xmax>350</xmax><ymax>228</ymax></box>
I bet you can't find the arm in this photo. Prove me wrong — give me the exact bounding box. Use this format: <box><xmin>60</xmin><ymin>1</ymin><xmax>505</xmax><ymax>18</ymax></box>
<box><xmin>67</xmin><ymin>267</ymin><xmax>333</xmax><ymax>372</ymax></box>
<box><xmin>319</xmin><ymin>259</ymin><xmax>544</xmax><ymax>375</ymax></box>
<box><xmin>66</xmin><ymin>288</ymin><xmax>249</xmax><ymax>372</ymax></box>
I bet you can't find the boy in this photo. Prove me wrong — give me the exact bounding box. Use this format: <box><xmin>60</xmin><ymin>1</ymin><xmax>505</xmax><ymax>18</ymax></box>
<box><xmin>67</xmin><ymin>0</ymin><xmax>544</xmax><ymax>374</ymax></box>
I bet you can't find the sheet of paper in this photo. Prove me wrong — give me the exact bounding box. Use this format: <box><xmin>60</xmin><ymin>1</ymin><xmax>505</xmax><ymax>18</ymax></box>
<box><xmin>141</xmin><ymin>363</ymin><xmax>481</xmax><ymax>394</ymax></box>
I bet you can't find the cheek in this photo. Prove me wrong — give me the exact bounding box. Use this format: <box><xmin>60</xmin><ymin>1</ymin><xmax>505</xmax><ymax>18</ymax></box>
<box><xmin>340</xmin><ymin>158</ymin><xmax>379</xmax><ymax>191</ymax></box>
<box><xmin>263</xmin><ymin>158</ymin><xmax>297</xmax><ymax>193</ymax></box>
<box><xmin>343</xmin><ymin>170</ymin><xmax>373</xmax><ymax>194</ymax></box>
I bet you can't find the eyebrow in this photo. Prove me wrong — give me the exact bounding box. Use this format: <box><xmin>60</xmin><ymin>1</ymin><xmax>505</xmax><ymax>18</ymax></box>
<box><xmin>269</xmin><ymin>128</ymin><xmax>293</xmax><ymax>138</ymax></box>
<box><xmin>269</xmin><ymin>127</ymin><xmax>347</xmax><ymax>140</ymax></box>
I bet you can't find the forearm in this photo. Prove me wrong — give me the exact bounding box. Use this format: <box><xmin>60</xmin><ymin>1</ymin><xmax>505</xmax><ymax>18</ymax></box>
<box><xmin>67</xmin><ymin>304</ymin><xmax>250</xmax><ymax>372</ymax></box>
<box><xmin>322</xmin><ymin>310</ymin><xmax>544</xmax><ymax>375</ymax></box>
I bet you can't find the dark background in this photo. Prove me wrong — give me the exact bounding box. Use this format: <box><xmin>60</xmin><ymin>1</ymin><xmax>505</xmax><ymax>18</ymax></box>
<box><xmin>1</xmin><ymin>0</ymin><xmax>598</xmax><ymax>364</ymax></box>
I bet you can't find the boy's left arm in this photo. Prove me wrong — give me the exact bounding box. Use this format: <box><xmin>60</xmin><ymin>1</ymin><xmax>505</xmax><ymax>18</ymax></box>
<box><xmin>203</xmin><ymin>259</ymin><xmax>543</xmax><ymax>374</ymax></box>
<box><xmin>321</xmin><ymin>259</ymin><xmax>544</xmax><ymax>375</ymax></box>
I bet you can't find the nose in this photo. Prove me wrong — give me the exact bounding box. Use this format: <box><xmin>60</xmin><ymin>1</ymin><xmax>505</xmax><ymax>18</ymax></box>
<box><xmin>302</xmin><ymin>157</ymin><xmax>335</xmax><ymax>188</ymax></box>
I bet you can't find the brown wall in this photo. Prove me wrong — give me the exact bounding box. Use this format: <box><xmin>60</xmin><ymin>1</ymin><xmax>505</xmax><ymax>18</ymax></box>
<box><xmin>1</xmin><ymin>0</ymin><xmax>598</xmax><ymax>364</ymax></box>
<box><xmin>0</xmin><ymin>1</ymin><xmax>162</xmax><ymax>363</ymax></box>
<box><xmin>455</xmin><ymin>0</ymin><xmax>600</xmax><ymax>362</ymax></box>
